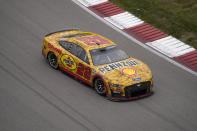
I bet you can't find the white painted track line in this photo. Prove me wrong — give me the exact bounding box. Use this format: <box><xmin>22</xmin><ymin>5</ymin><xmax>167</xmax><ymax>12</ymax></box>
<box><xmin>104</xmin><ymin>12</ymin><xmax>144</xmax><ymax>29</ymax></box>
<box><xmin>77</xmin><ymin>0</ymin><xmax>108</xmax><ymax>7</ymax></box>
<box><xmin>148</xmin><ymin>36</ymin><xmax>195</xmax><ymax>58</ymax></box>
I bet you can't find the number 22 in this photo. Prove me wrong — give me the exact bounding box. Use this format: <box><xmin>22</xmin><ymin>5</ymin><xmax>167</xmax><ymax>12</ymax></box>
<box><xmin>77</xmin><ymin>63</ymin><xmax>91</xmax><ymax>80</ymax></box>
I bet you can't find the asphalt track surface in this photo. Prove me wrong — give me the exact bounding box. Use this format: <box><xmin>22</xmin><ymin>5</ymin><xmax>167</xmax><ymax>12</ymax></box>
<box><xmin>0</xmin><ymin>0</ymin><xmax>197</xmax><ymax>131</ymax></box>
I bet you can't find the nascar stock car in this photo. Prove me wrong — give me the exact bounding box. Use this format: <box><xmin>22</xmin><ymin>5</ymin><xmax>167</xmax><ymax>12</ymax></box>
<box><xmin>42</xmin><ymin>29</ymin><xmax>153</xmax><ymax>100</ymax></box>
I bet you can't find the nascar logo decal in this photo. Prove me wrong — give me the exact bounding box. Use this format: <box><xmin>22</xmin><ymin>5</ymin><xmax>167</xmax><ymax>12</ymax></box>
<box><xmin>61</xmin><ymin>55</ymin><xmax>76</xmax><ymax>70</ymax></box>
<box><xmin>98</xmin><ymin>60</ymin><xmax>140</xmax><ymax>73</ymax></box>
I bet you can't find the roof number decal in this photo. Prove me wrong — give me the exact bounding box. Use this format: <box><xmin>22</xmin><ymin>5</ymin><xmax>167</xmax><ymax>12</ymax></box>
<box><xmin>76</xmin><ymin>35</ymin><xmax>110</xmax><ymax>45</ymax></box>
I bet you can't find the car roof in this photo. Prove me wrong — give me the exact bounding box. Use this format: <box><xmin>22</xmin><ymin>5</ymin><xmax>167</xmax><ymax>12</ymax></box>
<box><xmin>46</xmin><ymin>30</ymin><xmax>117</xmax><ymax>50</ymax></box>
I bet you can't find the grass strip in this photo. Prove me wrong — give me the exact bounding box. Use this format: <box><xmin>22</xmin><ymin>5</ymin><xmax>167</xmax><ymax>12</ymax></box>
<box><xmin>109</xmin><ymin>0</ymin><xmax>197</xmax><ymax>49</ymax></box>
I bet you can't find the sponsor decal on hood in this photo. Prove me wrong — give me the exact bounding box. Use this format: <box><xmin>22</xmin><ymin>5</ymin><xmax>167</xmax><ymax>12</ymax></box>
<box><xmin>98</xmin><ymin>60</ymin><xmax>140</xmax><ymax>73</ymax></box>
<box><xmin>121</xmin><ymin>68</ymin><xmax>137</xmax><ymax>77</ymax></box>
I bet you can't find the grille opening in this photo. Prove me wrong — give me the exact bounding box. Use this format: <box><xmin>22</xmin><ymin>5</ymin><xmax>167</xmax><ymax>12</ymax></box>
<box><xmin>124</xmin><ymin>81</ymin><xmax>151</xmax><ymax>98</ymax></box>
<box><xmin>130</xmin><ymin>89</ymin><xmax>147</xmax><ymax>97</ymax></box>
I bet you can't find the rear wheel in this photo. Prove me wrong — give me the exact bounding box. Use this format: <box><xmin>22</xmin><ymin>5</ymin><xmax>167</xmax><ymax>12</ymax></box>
<box><xmin>47</xmin><ymin>52</ymin><xmax>58</xmax><ymax>69</ymax></box>
<box><xmin>94</xmin><ymin>78</ymin><xmax>106</xmax><ymax>96</ymax></box>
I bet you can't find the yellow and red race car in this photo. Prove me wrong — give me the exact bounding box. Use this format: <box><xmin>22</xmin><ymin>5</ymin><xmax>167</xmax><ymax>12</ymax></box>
<box><xmin>42</xmin><ymin>29</ymin><xmax>153</xmax><ymax>100</ymax></box>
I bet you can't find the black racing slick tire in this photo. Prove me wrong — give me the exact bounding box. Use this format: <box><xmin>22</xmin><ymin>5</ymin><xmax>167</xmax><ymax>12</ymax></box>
<box><xmin>94</xmin><ymin>78</ymin><xmax>106</xmax><ymax>96</ymax></box>
<box><xmin>47</xmin><ymin>52</ymin><xmax>58</xmax><ymax>70</ymax></box>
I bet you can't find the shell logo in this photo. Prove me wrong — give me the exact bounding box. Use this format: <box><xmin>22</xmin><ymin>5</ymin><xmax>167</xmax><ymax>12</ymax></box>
<box><xmin>61</xmin><ymin>55</ymin><xmax>76</xmax><ymax>70</ymax></box>
<box><xmin>121</xmin><ymin>68</ymin><xmax>137</xmax><ymax>77</ymax></box>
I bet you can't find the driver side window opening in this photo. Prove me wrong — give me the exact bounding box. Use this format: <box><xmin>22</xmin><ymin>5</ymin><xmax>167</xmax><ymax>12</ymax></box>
<box><xmin>59</xmin><ymin>41</ymin><xmax>89</xmax><ymax>64</ymax></box>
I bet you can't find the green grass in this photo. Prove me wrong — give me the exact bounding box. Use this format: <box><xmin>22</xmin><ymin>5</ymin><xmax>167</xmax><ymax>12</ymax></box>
<box><xmin>109</xmin><ymin>0</ymin><xmax>197</xmax><ymax>49</ymax></box>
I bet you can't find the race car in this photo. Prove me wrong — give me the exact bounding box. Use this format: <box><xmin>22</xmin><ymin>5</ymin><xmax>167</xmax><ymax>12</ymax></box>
<box><xmin>42</xmin><ymin>29</ymin><xmax>153</xmax><ymax>100</ymax></box>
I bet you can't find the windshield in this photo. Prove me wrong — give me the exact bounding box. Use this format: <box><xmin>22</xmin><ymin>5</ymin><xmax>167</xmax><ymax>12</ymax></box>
<box><xmin>90</xmin><ymin>46</ymin><xmax>129</xmax><ymax>66</ymax></box>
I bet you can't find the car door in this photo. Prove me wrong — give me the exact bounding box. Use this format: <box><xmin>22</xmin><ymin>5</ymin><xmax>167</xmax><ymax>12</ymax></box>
<box><xmin>76</xmin><ymin>46</ymin><xmax>92</xmax><ymax>83</ymax></box>
<box><xmin>59</xmin><ymin>41</ymin><xmax>92</xmax><ymax>84</ymax></box>
<box><xmin>70</xmin><ymin>43</ymin><xmax>92</xmax><ymax>84</ymax></box>
<box><xmin>58</xmin><ymin>41</ymin><xmax>78</xmax><ymax>75</ymax></box>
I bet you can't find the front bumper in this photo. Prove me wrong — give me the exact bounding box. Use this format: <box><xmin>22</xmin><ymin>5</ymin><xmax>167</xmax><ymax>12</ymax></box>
<box><xmin>107</xmin><ymin>91</ymin><xmax>153</xmax><ymax>101</ymax></box>
<box><xmin>108</xmin><ymin>81</ymin><xmax>153</xmax><ymax>101</ymax></box>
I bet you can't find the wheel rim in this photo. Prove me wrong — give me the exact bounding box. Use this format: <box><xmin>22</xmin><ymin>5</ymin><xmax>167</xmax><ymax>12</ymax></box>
<box><xmin>95</xmin><ymin>79</ymin><xmax>106</xmax><ymax>94</ymax></box>
<box><xmin>48</xmin><ymin>53</ymin><xmax>58</xmax><ymax>68</ymax></box>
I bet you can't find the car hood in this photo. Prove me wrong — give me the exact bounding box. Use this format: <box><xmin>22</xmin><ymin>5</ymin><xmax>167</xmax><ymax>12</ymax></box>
<box><xmin>95</xmin><ymin>57</ymin><xmax>152</xmax><ymax>86</ymax></box>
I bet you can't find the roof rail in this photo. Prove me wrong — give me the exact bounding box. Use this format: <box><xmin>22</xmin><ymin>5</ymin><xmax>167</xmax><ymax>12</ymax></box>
<box><xmin>45</xmin><ymin>29</ymin><xmax>79</xmax><ymax>37</ymax></box>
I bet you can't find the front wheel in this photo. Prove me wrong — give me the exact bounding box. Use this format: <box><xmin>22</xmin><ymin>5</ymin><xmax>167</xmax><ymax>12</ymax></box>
<box><xmin>94</xmin><ymin>78</ymin><xmax>106</xmax><ymax>96</ymax></box>
<box><xmin>47</xmin><ymin>52</ymin><xmax>58</xmax><ymax>69</ymax></box>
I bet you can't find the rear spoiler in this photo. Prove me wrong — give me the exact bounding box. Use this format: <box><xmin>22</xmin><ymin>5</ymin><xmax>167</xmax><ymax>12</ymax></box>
<box><xmin>45</xmin><ymin>29</ymin><xmax>79</xmax><ymax>37</ymax></box>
